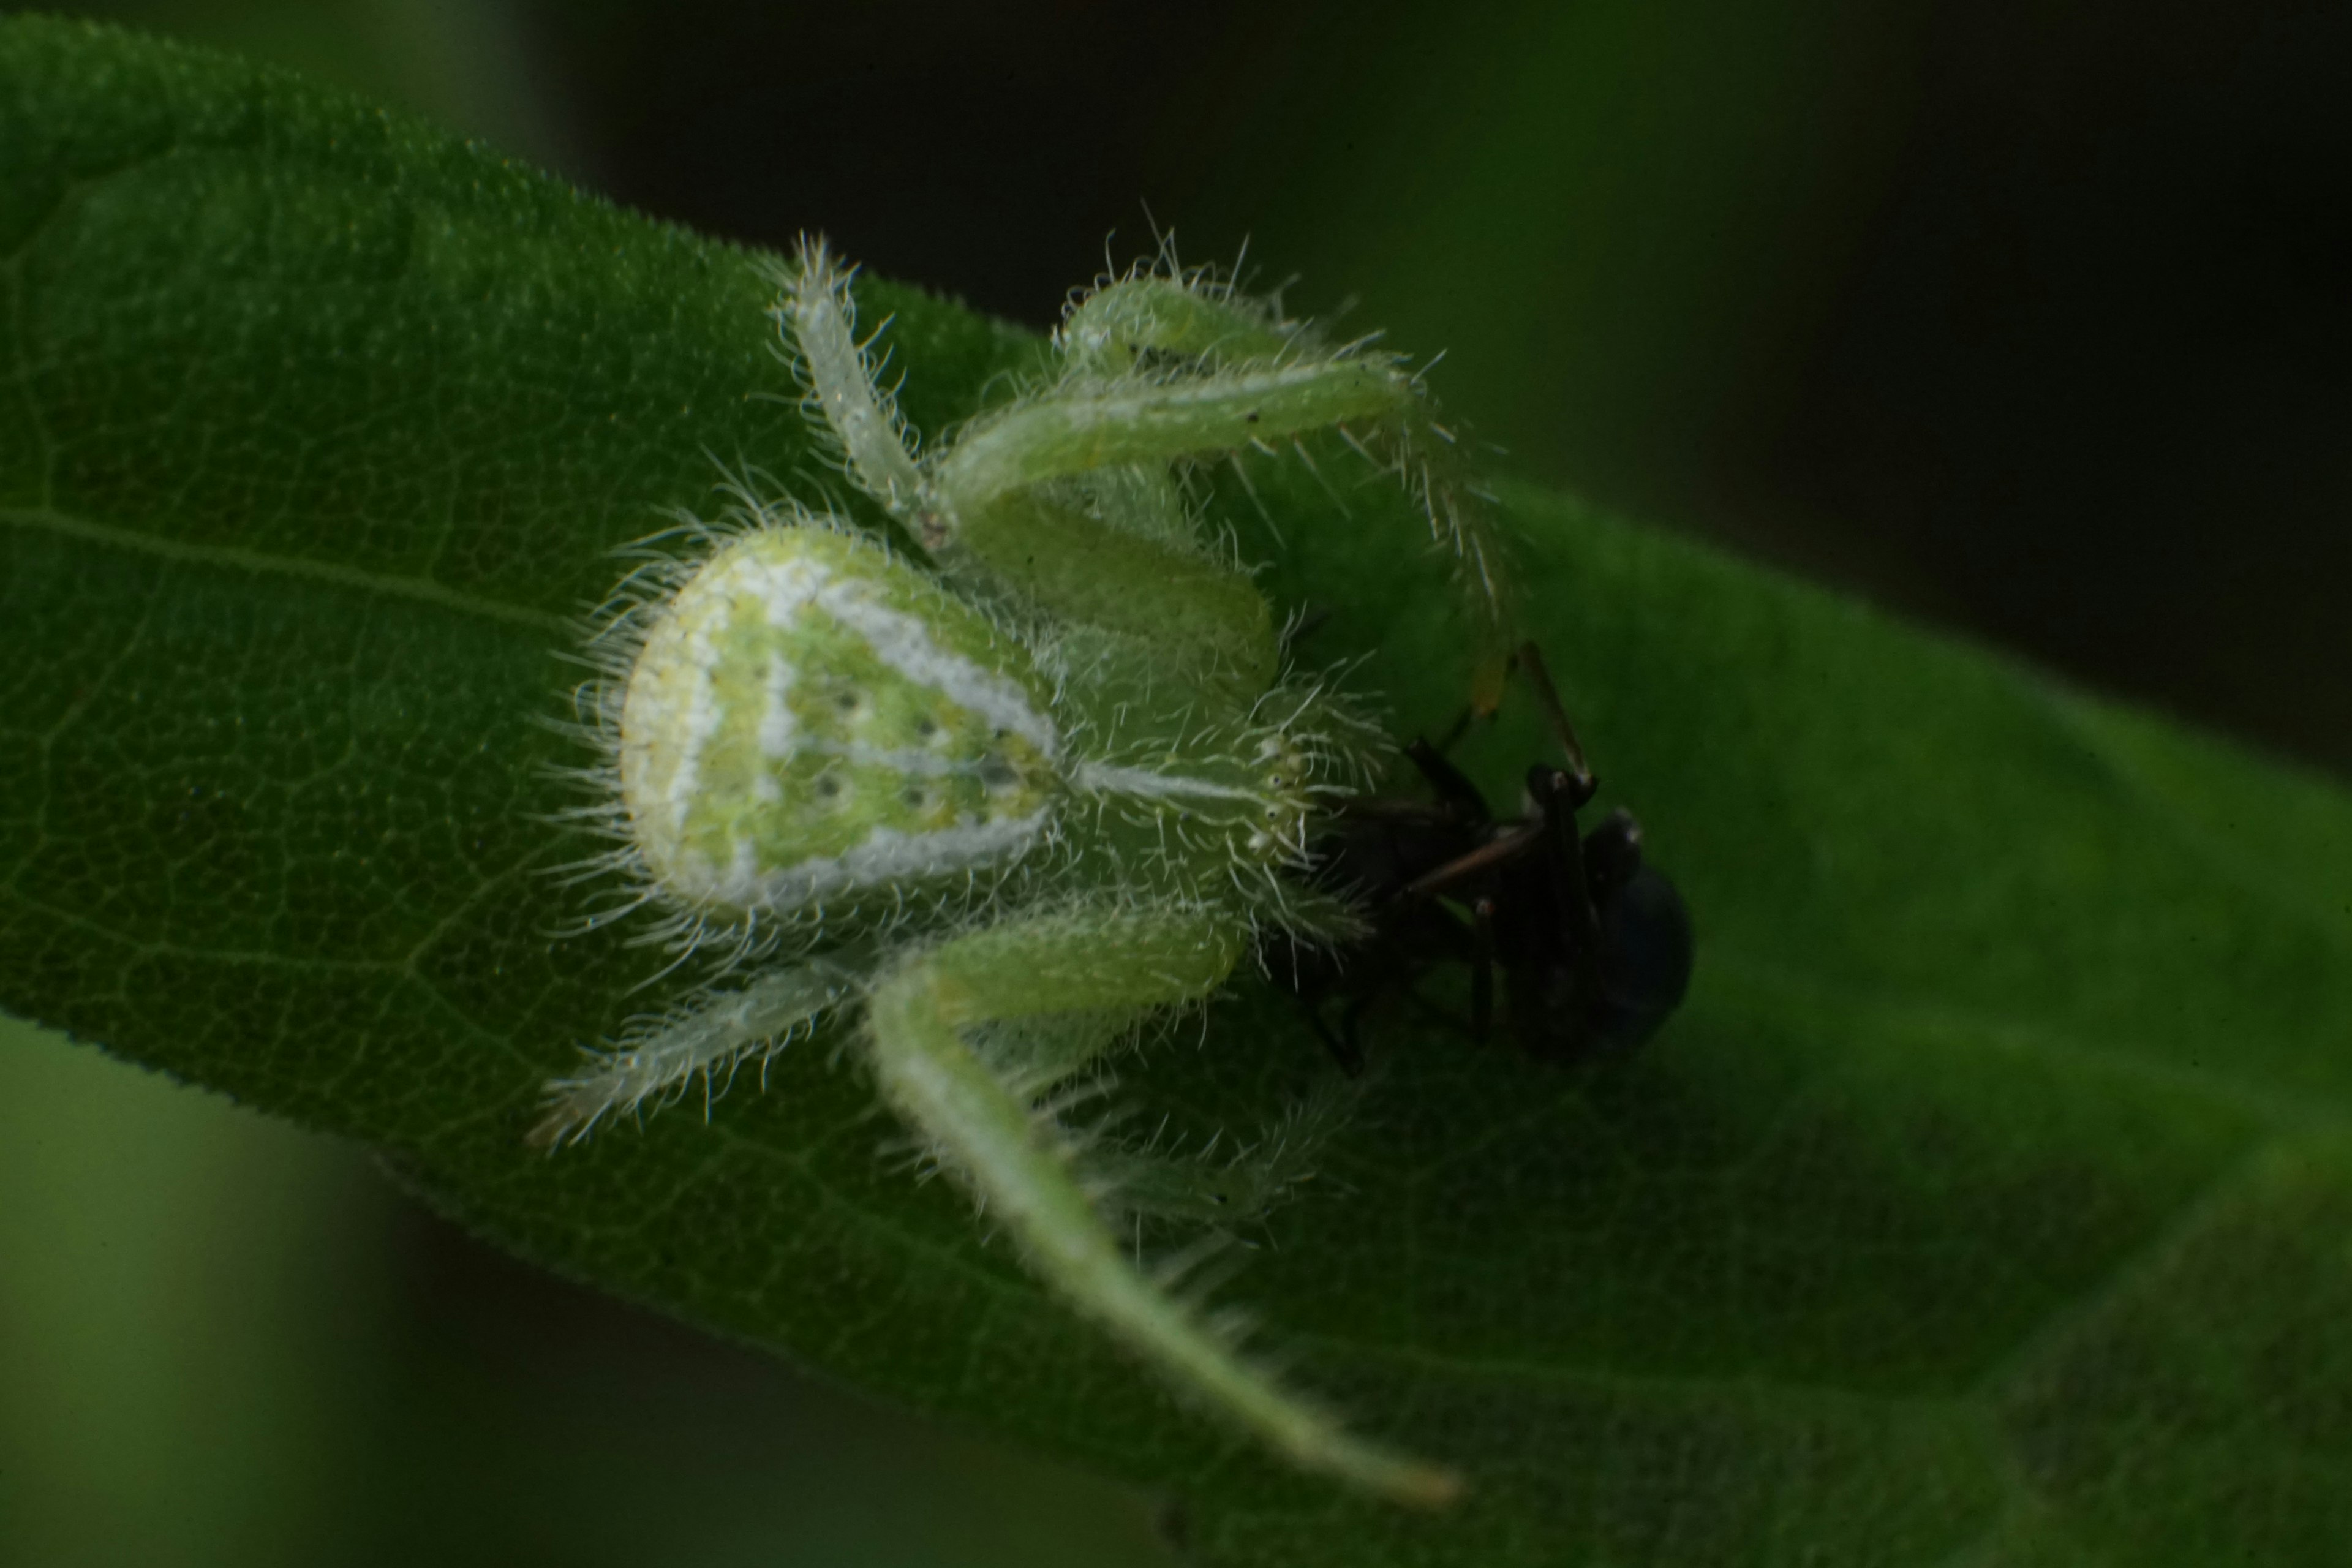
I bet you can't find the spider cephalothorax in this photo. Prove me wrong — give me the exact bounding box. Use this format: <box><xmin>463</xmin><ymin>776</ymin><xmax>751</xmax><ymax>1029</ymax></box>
<box><xmin>538</xmin><ymin>239</ymin><xmax>1509</xmax><ymax>1505</ymax></box>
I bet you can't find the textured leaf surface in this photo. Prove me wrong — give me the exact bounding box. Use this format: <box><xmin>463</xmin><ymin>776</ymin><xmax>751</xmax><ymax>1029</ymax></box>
<box><xmin>6</xmin><ymin>21</ymin><xmax>2351</xmax><ymax>1566</ymax></box>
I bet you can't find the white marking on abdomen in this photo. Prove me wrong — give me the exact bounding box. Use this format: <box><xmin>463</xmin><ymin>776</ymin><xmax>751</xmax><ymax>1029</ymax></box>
<box><xmin>654</xmin><ymin>615</ymin><xmax>724</xmax><ymax>841</ymax></box>
<box><xmin>759</xmin><ymin>650</ymin><xmax>797</xmax><ymax>757</ymax></box>
<box><xmin>717</xmin><ymin>810</ymin><xmax>1052</xmax><ymax>908</ymax></box>
<box><xmin>729</xmin><ymin>543</ymin><xmax>1059</xmax><ymax>758</ymax></box>
<box><xmin>1074</xmin><ymin>762</ymin><xmax>1268</xmax><ymax>806</ymax></box>
<box><xmin>821</xmin><ymin>590</ymin><xmax>1057</xmax><ymax>756</ymax></box>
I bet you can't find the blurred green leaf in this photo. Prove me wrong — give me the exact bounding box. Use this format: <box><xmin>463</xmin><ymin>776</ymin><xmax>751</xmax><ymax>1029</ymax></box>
<box><xmin>0</xmin><ymin>1011</ymin><xmax>386</xmax><ymax>1568</ymax></box>
<box><xmin>53</xmin><ymin>0</ymin><xmax>573</xmax><ymax>167</ymax></box>
<box><xmin>6</xmin><ymin>20</ymin><xmax>2350</xmax><ymax>1567</ymax></box>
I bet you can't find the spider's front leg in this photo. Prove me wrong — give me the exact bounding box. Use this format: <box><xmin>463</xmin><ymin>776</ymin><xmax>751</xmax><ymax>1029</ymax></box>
<box><xmin>1056</xmin><ymin>270</ymin><xmax>1518</xmax><ymax>687</ymax></box>
<box><xmin>533</xmin><ymin>956</ymin><xmax>866</xmax><ymax>1147</ymax></box>
<box><xmin>863</xmin><ymin>902</ymin><xmax>1462</xmax><ymax>1507</ymax></box>
<box><xmin>933</xmin><ymin>311</ymin><xmax>1487</xmax><ymax>652</ymax></box>
<box><xmin>786</xmin><ymin>240</ymin><xmax>1510</xmax><ymax>697</ymax></box>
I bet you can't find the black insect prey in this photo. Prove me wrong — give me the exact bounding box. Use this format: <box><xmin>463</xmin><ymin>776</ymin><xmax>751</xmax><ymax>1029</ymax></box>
<box><xmin>1284</xmin><ymin>644</ymin><xmax>1694</xmax><ymax>1071</ymax></box>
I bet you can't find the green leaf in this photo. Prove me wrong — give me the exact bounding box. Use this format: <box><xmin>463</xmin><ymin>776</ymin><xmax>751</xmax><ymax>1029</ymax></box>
<box><xmin>7</xmin><ymin>20</ymin><xmax>2351</xmax><ymax>1566</ymax></box>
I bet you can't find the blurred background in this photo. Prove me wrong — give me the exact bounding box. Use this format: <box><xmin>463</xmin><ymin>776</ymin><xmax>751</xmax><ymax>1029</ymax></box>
<box><xmin>4</xmin><ymin>1</ymin><xmax>2346</xmax><ymax>1562</ymax></box>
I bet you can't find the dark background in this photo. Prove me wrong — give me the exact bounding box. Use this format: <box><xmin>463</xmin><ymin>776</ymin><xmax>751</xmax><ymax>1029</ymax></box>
<box><xmin>529</xmin><ymin>0</ymin><xmax>2352</xmax><ymax>775</ymax></box>
<box><xmin>6</xmin><ymin>3</ymin><xmax>2346</xmax><ymax>1564</ymax></box>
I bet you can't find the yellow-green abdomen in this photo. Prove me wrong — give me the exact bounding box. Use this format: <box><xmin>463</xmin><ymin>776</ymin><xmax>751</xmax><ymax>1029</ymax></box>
<box><xmin>619</xmin><ymin>524</ymin><xmax>1062</xmax><ymax>919</ymax></box>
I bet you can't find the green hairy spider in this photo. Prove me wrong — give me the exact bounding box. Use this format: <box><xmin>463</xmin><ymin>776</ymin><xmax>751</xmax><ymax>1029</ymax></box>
<box><xmin>535</xmin><ymin>238</ymin><xmax>1510</xmax><ymax>1505</ymax></box>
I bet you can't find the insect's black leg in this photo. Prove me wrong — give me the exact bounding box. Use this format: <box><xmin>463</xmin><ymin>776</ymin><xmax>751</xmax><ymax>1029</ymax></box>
<box><xmin>1429</xmin><ymin>641</ymin><xmax>1583</xmax><ymax>767</ymax></box>
<box><xmin>1279</xmin><ymin>939</ymin><xmax>1366</xmax><ymax>1075</ymax></box>
<box><xmin>1307</xmin><ymin>1003</ymin><xmax>1366</xmax><ymax>1077</ymax></box>
<box><xmin>1513</xmin><ymin>643</ymin><xmax>1597</xmax><ymax>806</ymax></box>
<box><xmin>1403</xmin><ymin>737</ymin><xmax>1491</xmax><ymax>824</ymax></box>
<box><xmin>1428</xmin><ymin>704</ymin><xmax>1478</xmax><ymax>757</ymax></box>
<box><xmin>1529</xmin><ymin>763</ymin><xmax>1606</xmax><ymax>1057</ymax></box>
<box><xmin>1390</xmin><ymin>901</ymin><xmax>1487</xmax><ymax>1041</ymax></box>
<box><xmin>1400</xmin><ymin>820</ymin><xmax>1546</xmax><ymax>901</ymax></box>
<box><xmin>1469</xmin><ymin>895</ymin><xmax>1497</xmax><ymax>1041</ymax></box>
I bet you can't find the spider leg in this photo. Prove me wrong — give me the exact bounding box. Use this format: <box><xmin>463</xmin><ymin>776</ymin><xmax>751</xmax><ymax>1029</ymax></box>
<box><xmin>930</xmin><ymin>352</ymin><xmax>1426</xmax><ymax>676</ymax></box>
<box><xmin>533</xmin><ymin>956</ymin><xmax>865</xmax><ymax>1147</ymax></box>
<box><xmin>940</xmin><ymin>360</ymin><xmax>1422</xmax><ymax>524</ymax></box>
<box><xmin>959</xmin><ymin>284</ymin><xmax>1512</xmax><ymax>672</ymax></box>
<box><xmin>778</xmin><ymin>238</ymin><xmax>930</xmax><ymax>530</ymax></box>
<box><xmin>1063</xmin><ymin>276</ymin><xmax>1295</xmax><ymax>371</ymax></box>
<box><xmin>864</xmin><ymin>903</ymin><xmax>1459</xmax><ymax>1506</ymax></box>
<box><xmin>790</xmin><ymin>235</ymin><xmax>1272</xmax><ymax>698</ymax></box>
<box><xmin>781</xmin><ymin>241</ymin><xmax>1512</xmax><ymax>710</ymax></box>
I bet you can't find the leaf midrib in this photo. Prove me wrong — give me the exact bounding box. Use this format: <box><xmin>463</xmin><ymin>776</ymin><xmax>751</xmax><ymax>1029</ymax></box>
<box><xmin>2</xmin><ymin>504</ymin><xmax>570</xmax><ymax>633</ymax></box>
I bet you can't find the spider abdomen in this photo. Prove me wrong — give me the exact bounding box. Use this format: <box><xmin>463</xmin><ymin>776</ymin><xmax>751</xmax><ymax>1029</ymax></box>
<box><xmin>617</xmin><ymin>524</ymin><xmax>1063</xmax><ymax>918</ymax></box>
